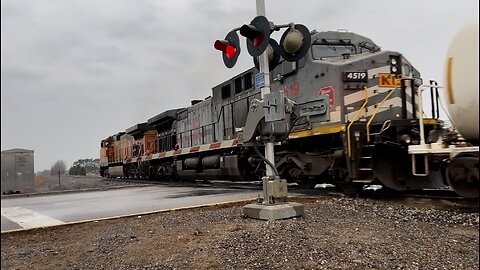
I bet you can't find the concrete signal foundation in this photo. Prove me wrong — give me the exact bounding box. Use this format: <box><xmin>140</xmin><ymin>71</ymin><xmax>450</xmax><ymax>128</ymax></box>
<box><xmin>243</xmin><ymin>202</ymin><xmax>305</xmax><ymax>220</ymax></box>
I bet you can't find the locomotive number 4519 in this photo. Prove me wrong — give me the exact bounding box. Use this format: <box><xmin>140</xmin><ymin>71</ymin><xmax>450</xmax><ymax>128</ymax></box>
<box><xmin>343</xmin><ymin>71</ymin><xmax>368</xmax><ymax>82</ymax></box>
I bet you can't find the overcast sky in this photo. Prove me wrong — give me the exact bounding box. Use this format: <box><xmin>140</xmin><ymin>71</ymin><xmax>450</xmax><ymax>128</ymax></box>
<box><xmin>1</xmin><ymin>0</ymin><xmax>478</xmax><ymax>172</ymax></box>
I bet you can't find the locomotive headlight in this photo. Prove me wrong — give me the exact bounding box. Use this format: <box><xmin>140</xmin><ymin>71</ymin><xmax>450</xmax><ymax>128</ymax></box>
<box><xmin>400</xmin><ymin>134</ymin><xmax>412</xmax><ymax>144</ymax></box>
<box><xmin>390</xmin><ymin>55</ymin><xmax>402</xmax><ymax>75</ymax></box>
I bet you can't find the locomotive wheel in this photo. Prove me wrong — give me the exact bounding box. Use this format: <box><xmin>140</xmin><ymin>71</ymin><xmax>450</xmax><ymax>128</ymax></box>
<box><xmin>447</xmin><ymin>153</ymin><xmax>479</xmax><ymax>198</ymax></box>
<box><xmin>157</xmin><ymin>166</ymin><xmax>165</xmax><ymax>180</ymax></box>
<box><xmin>282</xmin><ymin>165</ymin><xmax>315</xmax><ymax>188</ymax></box>
<box><xmin>297</xmin><ymin>181</ymin><xmax>317</xmax><ymax>189</ymax></box>
<box><xmin>282</xmin><ymin>165</ymin><xmax>302</xmax><ymax>183</ymax></box>
<box><xmin>337</xmin><ymin>182</ymin><xmax>362</xmax><ymax>196</ymax></box>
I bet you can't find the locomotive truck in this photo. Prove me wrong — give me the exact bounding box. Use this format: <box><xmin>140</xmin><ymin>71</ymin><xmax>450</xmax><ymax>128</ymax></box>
<box><xmin>100</xmin><ymin>21</ymin><xmax>479</xmax><ymax>198</ymax></box>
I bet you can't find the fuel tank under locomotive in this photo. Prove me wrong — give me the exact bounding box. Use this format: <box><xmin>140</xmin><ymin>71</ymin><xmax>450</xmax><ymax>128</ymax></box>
<box><xmin>176</xmin><ymin>154</ymin><xmax>247</xmax><ymax>180</ymax></box>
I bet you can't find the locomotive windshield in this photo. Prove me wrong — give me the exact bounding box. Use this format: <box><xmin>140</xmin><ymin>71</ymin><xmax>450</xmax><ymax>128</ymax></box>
<box><xmin>311</xmin><ymin>44</ymin><xmax>356</xmax><ymax>59</ymax></box>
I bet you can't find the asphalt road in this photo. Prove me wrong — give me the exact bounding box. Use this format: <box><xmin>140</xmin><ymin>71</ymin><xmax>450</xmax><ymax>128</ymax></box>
<box><xmin>1</xmin><ymin>185</ymin><xmax>265</xmax><ymax>232</ymax></box>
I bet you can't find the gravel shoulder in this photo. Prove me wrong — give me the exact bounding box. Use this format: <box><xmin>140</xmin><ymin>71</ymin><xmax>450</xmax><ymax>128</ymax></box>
<box><xmin>1</xmin><ymin>197</ymin><xmax>478</xmax><ymax>270</ymax></box>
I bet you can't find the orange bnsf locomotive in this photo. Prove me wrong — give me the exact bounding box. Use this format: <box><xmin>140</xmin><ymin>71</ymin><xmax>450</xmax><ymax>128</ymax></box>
<box><xmin>100</xmin><ymin>28</ymin><xmax>478</xmax><ymax>198</ymax></box>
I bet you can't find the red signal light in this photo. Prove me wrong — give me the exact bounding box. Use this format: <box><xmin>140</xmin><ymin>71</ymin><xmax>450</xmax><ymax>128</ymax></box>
<box><xmin>225</xmin><ymin>44</ymin><xmax>237</xmax><ymax>59</ymax></box>
<box><xmin>214</xmin><ymin>31</ymin><xmax>241</xmax><ymax>68</ymax></box>
<box><xmin>253</xmin><ymin>35</ymin><xmax>264</xmax><ymax>48</ymax></box>
<box><xmin>239</xmin><ymin>16</ymin><xmax>271</xmax><ymax>57</ymax></box>
<box><xmin>240</xmin><ymin>25</ymin><xmax>264</xmax><ymax>48</ymax></box>
<box><xmin>214</xmin><ymin>40</ymin><xmax>237</xmax><ymax>60</ymax></box>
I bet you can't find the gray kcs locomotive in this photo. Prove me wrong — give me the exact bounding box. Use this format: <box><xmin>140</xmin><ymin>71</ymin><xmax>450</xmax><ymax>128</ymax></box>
<box><xmin>100</xmin><ymin>27</ymin><xmax>478</xmax><ymax>198</ymax></box>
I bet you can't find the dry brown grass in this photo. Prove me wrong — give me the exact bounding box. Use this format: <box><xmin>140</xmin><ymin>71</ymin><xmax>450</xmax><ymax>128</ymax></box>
<box><xmin>34</xmin><ymin>176</ymin><xmax>47</xmax><ymax>186</ymax></box>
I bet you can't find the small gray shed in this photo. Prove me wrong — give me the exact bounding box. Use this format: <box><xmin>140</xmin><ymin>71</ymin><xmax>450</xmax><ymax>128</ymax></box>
<box><xmin>1</xmin><ymin>148</ymin><xmax>35</xmax><ymax>194</ymax></box>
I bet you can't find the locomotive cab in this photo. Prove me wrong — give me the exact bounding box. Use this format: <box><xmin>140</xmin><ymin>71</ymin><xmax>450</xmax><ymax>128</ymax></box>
<box><xmin>262</xmin><ymin>30</ymin><xmax>444</xmax><ymax>191</ymax></box>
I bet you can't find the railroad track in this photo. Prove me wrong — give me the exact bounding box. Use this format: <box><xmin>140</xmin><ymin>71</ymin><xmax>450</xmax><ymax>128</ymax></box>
<box><xmin>104</xmin><ymin>177</ymin><xmax>479</xmax><ymax>211</ymax></box>
<box><xmin>103</xmin><ymin>177</ymin><xmax>264</xmax><ymax>190</ymax></box>
<box><xmin>356</xmin><ymin>188</ymin><xmax>479</xmax><ymax>212</ymax></box>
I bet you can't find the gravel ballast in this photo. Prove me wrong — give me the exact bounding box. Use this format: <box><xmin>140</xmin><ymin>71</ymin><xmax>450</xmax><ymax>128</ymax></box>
<box><xmin>1</xmin><ymin>196</ymin><xmax>478</xmax><ymax>270</ymax></box>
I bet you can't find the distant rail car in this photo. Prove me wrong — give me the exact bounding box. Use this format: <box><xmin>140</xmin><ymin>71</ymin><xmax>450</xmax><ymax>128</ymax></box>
<box><xmin>100</xmin><ymin>26</ymin><xmax>478</xmax><ymax>198</ymax></box>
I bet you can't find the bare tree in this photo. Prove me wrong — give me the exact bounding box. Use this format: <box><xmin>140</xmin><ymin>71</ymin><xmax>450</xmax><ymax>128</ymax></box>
<box><xmin>36</xmin><ymin>169</ymin><xmax>51</xmax><ymax>176</ymax></box>
<box><xmin>50</xmin><ymin>160</ymin><xmax>67</xmax><ymax>175</ymax></box>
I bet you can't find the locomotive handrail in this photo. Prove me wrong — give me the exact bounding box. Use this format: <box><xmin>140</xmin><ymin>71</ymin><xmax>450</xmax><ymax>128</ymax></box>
<box><xmin>409</xmin><ymin>84</ymin><xmax>444</xmax><ymax>177</ymax></box>
<box><xmin>177</xmin><ymin>123</ymin><xmax>215</xmax><ymax>148</ymax></box>
<box><xmin>429</xmin><ymin>80</ymin><xmax>440</xmax><ymax>119</ymax></box>
<box><xmin>417</xmin><ymin>84</ymin><xmax>443</xmax><ymax>146</ymax></box>
<box><xmin>366</xmin><ymin>88</ymin><xmax>398</xmax><ymax>143</ymax></box>
<box><xmin>347</xmin><ymin>86</ymin><xmax>368</xmax><ymax>158</ymax></box>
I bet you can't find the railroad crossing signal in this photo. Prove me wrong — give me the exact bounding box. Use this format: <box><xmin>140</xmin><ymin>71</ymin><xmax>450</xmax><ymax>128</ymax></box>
<box><xmin>240</xmin><ymin>15</ymin><xmax>271</xmax><ymax>57</ymax></box>
<box><xmin>214</xmin><ymin>16</ymin><xmax>311</xmax><ymax>68</ymax></box>
<box><xmin>214</xmin><ymin>30</ymin><xmax>241</xmax><ymax>68</ymax></box>
<box><xmin>278</xmin><ymin>24</ymin><xmax>311</xmax><ymax>62</ymax></box>
<box><xmin>253</xmin><ymin>39</ymin><xmax>280</xmax><ymax>71</ymax></box>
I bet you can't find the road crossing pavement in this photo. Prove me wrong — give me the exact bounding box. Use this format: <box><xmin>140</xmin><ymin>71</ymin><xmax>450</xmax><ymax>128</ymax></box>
<box><xmin>1</xmin><ymin>185</ymin><xmax>263</xmax><ymax>232</ymax></box>
<box><xmin>1</xmin><ymin>207</ymin><xmax>66</xmax><ymax>229</ymax></box>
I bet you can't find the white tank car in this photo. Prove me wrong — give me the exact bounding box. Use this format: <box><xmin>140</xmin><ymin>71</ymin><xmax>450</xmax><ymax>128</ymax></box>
<box><xmin>444</xmin><ymin>19</ymin><xmax>479</xmax><ymax>141</ymax></box>
<box><xmin>409</xmin><ymin>19</ymin><xmax>479</xmax><ymax>198</ymax></box>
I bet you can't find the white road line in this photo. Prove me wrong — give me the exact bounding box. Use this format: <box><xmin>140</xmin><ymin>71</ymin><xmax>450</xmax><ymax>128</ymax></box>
<box><xmin>1</xmin><ymin>207</ymin><xmax>65</xmax><ymax>229</ymax></box>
